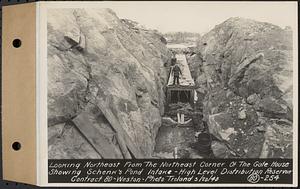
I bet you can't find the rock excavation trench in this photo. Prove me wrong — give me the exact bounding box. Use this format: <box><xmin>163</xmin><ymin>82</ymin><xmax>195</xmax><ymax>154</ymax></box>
<box><xmin>48</xmin><ymin>10</ymin><xmax>293</xmax><ymax>159</ymax></box>
<box><xmin>154</xmin><ymin>17</ymin><xmax>294</xmax><ymax>159</ymax></box>
<box><xmin>153</xmin><ymin>53</ymin><xmax>214</xmax><ymax>159</ymax></box>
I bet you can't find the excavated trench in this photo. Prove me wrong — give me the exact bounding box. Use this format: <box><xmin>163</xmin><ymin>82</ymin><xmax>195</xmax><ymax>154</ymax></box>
<box><xmin>153</xmin><ymin>53</ymin><xmax>214</xmax><ymax>159</ymax></box>
<box><xmin>153</xmin><ymin>97</ymin><xmax>214</xmax><ymax>159</ymax></box>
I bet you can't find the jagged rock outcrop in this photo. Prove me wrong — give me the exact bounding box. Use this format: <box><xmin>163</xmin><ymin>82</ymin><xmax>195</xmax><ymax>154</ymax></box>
<box><xmin>47</xmin><ymin>9</ymin><xmax>172</xmax><ymax>159</ymax></box>
<box><xmin>197</xmin><ymin>17</ymin><xmax>292</xmax><ymax>102</ymax></box>
<box><xmin>190</xmin><ymin>17</ymin><xmax>293</xmax><ymax>158</ymax></box>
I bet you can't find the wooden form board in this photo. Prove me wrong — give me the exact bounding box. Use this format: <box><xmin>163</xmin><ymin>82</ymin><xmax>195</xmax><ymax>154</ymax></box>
<box><xmin>2</xmin><ymin>3</ymin><xmax>37</xmax><ymax>185</ymax></box>
<box><xmin>166</xmin><ymin>87</ymin><xmax>195</xmax><ymax>106</ymax></box>
<box><xmin>72</xmin><ymin>111</ymin><xmax>124</xmax><ymax>159</ymax></box>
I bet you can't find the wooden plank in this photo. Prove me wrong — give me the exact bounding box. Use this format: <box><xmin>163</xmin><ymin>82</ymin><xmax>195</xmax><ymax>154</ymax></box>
<box><xmin>95</xmin><ymin>96</ymin><xmax>144</xmax><ymax>158</ymax></box>
<box><xmin>191</xmin><ymin>89</ymin><xmax>195</xmax><ymax>105</ymax></box>
<box><xmin>167</xmin><ymin>85</ymin><xmax>196</xmax><ymax>90</ymax></box>
<box><xmin>115</xmin><ymin>133</ymin><xmax>132</xmax><ymax>159</ymax></box>
<box><xmin>167</xmin><ymin>89</ymin><xmax>171</xmax><ymax>105</ymax></box>
<box><xmin>72</xmin><ymin>111</ymin><xmax>123</xmax><ymax>159</ymax></box>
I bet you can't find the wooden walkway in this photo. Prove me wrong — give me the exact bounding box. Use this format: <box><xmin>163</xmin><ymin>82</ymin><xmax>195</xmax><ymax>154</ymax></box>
<box><xmin>167</xmin><ymin>54</ymin><xmax>195</xmax><ymax>87</ymax></box>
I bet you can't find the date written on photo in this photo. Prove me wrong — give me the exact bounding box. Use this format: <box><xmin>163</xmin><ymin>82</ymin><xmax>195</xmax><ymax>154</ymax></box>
<box><xmin>48</xmin><ymin>159</ymin><xmax>293</xmax><ymax>184</ymax></box>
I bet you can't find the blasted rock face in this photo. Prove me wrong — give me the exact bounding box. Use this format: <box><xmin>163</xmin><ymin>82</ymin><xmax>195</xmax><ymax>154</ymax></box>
<box><xmin>197</xmin><ymin>17</ymin><xmax>292</xmax><ymax>101</ymax></box>
<box><xmin>206</xmin><ymin>94</ymin><xmax>263</xmax><ymax>158</ymax></box>
<box><xmin>47</xmin><ymin>9</ymin><xmax>172</xmax><ymax>159</ymax></box>
<box><xmin>194</xmin><ymin>17</ymin><xmax>293</xmax><ymax>158</ymax></box>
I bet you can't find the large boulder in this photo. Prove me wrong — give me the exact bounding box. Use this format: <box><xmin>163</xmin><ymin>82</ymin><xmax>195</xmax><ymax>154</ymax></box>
<box><xmin>211</xmin><ymin>141</ymin><xmax>231</xmax><ymax>158</ymax></box>
<box><xmin>259</xmin><ymin>118</ymin><xmax>293</xmax><ymax>158</ymax></box>
<box><xmin>208</xmin><ymin>113</ymin><xmax>237</xmax><ymax>142</ymax></box>
<box><xmin>48</xmin><ymin>9</ymin><xmax>172</xmax><ymax>159</ymax></box>
<box><xmin>246</xmin><ymin>93</ymin><xmax>260</xmax><ymax>105</ymax></box>
<box><xmin>258</xmin><ymin>96</ymin><xmax>292</xmax><ymax>121</ymax></box>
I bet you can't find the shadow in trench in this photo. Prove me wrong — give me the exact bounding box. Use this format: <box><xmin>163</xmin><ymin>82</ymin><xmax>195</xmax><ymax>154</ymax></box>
<box><xmin>154</xmin><ymin>102</ymin><xmax>215</xmax><ymax>159</ymax></box>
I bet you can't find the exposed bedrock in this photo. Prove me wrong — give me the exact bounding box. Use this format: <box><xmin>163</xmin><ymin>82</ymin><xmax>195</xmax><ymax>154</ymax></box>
<box><xmin>187</xmin><ymin>17</ymin><xmax>293</xmax><ymax>158</ymax></box>
<box><xmin>47</xmin><ymin>9</ymin><xmax>172</xmax><ymax>159</ymax></box>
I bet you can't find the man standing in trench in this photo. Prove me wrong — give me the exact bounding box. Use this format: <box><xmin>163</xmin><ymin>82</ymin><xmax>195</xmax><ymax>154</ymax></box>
<box><xmin>172</xmin><ymin>60</ymin><xmax>182</xmax><ymax>85</ymax></box>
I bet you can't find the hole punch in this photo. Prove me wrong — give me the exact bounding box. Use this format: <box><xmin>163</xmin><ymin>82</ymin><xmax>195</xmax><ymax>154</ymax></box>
<box><xmin>12</xmin><ymin>39</ymin><xmax>22</xmax><ymax>48</ymax></box>
<box><xmin>12</xmin><ymin>142</ymin><xmax>21</xmax><ymax>151</ymax></box>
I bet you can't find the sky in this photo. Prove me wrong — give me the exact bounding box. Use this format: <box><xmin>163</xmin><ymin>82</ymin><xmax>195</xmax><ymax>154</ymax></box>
<box><xmin>99</xmin><ymin>1</ymin><xmax>297</xmax><ymax>34</ymax></box>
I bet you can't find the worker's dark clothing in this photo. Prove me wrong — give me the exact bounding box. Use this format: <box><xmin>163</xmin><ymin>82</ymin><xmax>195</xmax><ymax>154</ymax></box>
<box><xmin>173</xmin><ymin>65</ymin><xmax>182</xmax><ymax>77</ymax></box>
<box><xmin>172</xmin><ymin>65</ymin><xmax>182</xmax><ymax>85</ymax></box>
<box><xmin>173</xmin><ymin>75</ymin><xmax>180</xmax><ymax>85</ymax></box>
<box><xmin>171</xmin><ymin>57</ymin><xmax>177</xmax><ymax>66</ymax></box>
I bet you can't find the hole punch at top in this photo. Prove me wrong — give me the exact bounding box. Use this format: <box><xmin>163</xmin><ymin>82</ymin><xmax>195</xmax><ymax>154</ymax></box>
<box><xmin>12</xmin><ymin>142</ymin><xmax>21</xmax><ymax>151</ymax></box>
<box><xmin>12</xmin><ymin>39</ymin><xmax>22</xmax><ymax>48</ymax></box>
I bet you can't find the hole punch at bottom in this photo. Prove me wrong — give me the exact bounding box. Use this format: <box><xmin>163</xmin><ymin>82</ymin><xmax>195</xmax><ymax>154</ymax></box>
<box><xmin>12</xmin><ymin>39</ymin><xmax>22</xmax><ymax>48</ymax></box>
<box><xmin>12</xmin><ymin>142</ymin><xmax>21</xmax><ymax>151</ymax></box>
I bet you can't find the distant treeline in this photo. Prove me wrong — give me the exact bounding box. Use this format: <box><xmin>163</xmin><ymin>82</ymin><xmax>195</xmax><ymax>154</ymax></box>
<box><xmin>164</xmin><ymin>32</ymin><xmax>201</xmax><ymax>44</ymax></box>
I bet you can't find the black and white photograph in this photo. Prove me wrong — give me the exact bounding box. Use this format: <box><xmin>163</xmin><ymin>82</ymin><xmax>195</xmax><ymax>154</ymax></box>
<box><xmin>47</xmin><ymin>2</ymin><xmax>295</xmax><ymax>160</ymax></box>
